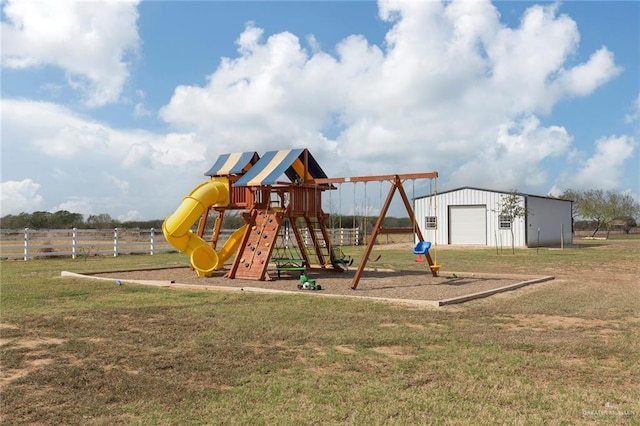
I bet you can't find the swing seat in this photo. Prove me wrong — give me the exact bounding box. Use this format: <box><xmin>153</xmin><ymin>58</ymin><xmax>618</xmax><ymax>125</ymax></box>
<box><xmin>332</xmin><ymin>247</ymin><xmax>354</xmax><ymax>268</ymax></box>
<box><xmin>333</xmin><ymin>257</ymin><xmax>354</xmax><ymax>267</ymax></box>
<box><xmin>413</xmin><ymin>241</ymin><xmax>431</xmax><ymax>255</ymax></box>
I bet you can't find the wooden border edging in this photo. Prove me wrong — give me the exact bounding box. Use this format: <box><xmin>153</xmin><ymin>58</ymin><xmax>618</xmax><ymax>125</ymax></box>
<box><xmin>436</xmin><ymin>276</ymin><xmax>555</xmax><ymax>306</ymax></box>
<box><xmin>62</xmin><ymin>271</ymin><xmax>554</xmax><ymax>307</ymax></box>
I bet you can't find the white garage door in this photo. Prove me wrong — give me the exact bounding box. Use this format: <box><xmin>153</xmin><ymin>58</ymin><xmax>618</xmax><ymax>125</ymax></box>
<box><xmin>449</xmin><ymin>205</ymin><xmax>486</xmax><ymax>245</ymax></box>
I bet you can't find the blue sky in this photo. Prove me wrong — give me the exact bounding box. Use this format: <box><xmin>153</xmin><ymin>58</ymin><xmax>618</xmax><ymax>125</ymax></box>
<box><xmin>1</xmin><ymin>0</ymin><xmax>638</xmax><ymax>221</ymax></box>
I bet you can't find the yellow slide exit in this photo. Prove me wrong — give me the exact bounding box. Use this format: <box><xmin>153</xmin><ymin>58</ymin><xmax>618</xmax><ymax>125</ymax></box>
<box><xmin>162</xmin><ymin>177</ymin><xmax>245</xmax><ymax>277</ymax></box>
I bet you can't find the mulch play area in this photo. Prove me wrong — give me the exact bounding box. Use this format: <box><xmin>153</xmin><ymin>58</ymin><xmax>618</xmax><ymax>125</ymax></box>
<box><xmin>64</xmin><ymin>266</ymin><xmax>553</xmax><ymax>307</ymax></box>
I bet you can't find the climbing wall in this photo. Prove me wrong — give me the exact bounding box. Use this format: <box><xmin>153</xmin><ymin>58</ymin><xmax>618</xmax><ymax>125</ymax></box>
<box><xmin>231</xmin><ymin>210</ymin><xmax>281</xmax><ymax>281</ymax></box>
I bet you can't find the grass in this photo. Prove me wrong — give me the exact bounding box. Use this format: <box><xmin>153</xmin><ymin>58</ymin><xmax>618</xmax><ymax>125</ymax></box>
<box><xmin>1</xmin><ymin>241</ymin><xmax>639</xmax><ymax>424</ymax></box>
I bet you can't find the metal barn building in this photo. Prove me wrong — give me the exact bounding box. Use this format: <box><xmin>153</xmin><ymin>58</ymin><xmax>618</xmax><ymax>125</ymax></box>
<box><xmin>414</xmin><ymin>187</ymin><xmax>573</xmax><ymax>248</ymax></box>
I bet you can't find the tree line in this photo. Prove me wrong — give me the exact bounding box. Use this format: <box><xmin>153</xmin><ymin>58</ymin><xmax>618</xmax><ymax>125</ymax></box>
<box><xmin>557</xmin><ymin>189</ymin><xmax>638</xmax><ymax>236</ymax></box>
<box><xmin>0</xmin><ymin>209</ymin><xmax>412</xmax><ymax>231</ymax></box>
<box><xmin>1</xmin><ymin>188</ymin><xmax>637</xmax><ymax>235</ymax></box>
<box><xmin>0</xmin><ymin>211</ymin><xmax>164</xmax><ymax>230</ymax></box>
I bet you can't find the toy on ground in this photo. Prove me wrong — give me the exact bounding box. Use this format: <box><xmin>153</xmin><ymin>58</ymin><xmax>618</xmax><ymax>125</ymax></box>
<box><xmin>298</xmin><ymin>273</ymin><xmax>322</xmax><ymax>291</ymax></box>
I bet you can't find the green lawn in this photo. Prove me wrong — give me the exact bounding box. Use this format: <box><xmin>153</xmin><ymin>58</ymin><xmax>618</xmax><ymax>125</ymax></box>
<box><xmin>1</xmin><ymin>240</ymin><xmax>639</xmax><ymax>425</ymax></box>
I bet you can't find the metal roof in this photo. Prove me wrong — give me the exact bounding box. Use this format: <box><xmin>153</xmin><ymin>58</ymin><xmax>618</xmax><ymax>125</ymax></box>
<box><xmin>414</xmin><ymin>186</ymin><xmax>572</xmax><ymax>202</ymax></box>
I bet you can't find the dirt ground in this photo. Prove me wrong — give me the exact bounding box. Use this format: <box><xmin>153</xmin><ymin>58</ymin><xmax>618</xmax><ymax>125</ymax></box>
<box><xmin>89</xmin><ymin>263</ymin><xmax>549</xmax><ymax>306</ymax></box>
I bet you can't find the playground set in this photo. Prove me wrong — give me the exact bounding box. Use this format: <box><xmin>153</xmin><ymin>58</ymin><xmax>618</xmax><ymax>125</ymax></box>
<box><xmin>162</xmin><ymin>148</ymin><xmax>439</xmax><ymax>289</ymax></box>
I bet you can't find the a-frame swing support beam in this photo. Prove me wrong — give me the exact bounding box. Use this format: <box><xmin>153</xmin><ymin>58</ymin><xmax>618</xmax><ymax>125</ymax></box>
<box><xmin>316</xmin><ymin>172</ymin><xmax>439</xmax><ymax>289</ymax></box>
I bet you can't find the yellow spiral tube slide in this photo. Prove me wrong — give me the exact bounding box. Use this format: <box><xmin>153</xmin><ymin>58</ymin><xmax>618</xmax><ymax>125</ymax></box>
<box><xmin>162</xmin><ymin>178</ymin><xmax>231</xmax><ymax>277</ymax></box>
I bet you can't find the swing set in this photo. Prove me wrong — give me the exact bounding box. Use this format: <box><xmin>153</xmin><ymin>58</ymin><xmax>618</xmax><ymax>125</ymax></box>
<box><xmin>316</xmin><ymin>172</ymin><xmax>439</xmax><ymax>289</ymax></box>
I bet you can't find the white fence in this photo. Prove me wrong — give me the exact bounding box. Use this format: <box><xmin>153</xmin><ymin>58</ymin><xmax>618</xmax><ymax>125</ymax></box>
<box><xmin>300</xmin><ymin>227</ymin><xmax>360</xmax><ymax>247</ymax></box>
<box><xmin>0</xmin><ymin>228</ymin><xmax>175</xmax><ymax>260</ymax></box>
<box><xmin>0</xmin><ymin>227</ymin><xmax>364</xmax><ymax>261</ymax></box>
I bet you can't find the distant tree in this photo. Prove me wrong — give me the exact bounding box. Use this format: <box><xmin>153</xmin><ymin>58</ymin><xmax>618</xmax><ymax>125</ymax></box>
<box><xmin>1</xmin><ymin>211</ymin><xmax>174</xmax><ymax>230</ymax></box>
<box><xmin>616</xmin><ymin>216</ymin><xmax>637</xmax><ymax>234</ymax></box>
<box><xmin>564</xmin><ymin>189</ymin><xmax>640</xmax><ymax>237</ymax></box>
<box><xmin>498</xmin><ymin>190</ymin><xmax>528</xmax><ymax>254</ymax></box>
<box><xmin>87</xmin><ymin>213</ymin><xmax>116</xmax><ymax>229</ymax></box>
<box><xmin>30</xmin><ymin>211</ymin><xmax>52</xmax><ymax>229</ymax></box>
<box><xmin>50</xmin><ymin>210</ymin><xmax>84</xmax><ymax>228</ymax></box>
<box><xmin>555</xmin><ymin>189</ymin><xmax>581</xmax><ymax>224</ymax></box>
<box><xmin>122</xmin><ymin>219</ymin><xmax>164</xmax><ymax>229</ymax></box>
<box><xmin>0</xmin><ymin>213</ymin><xmax>30</xmax><ymax>229</ymax></box>
<box><xmin>382</xmin><ymin>217</ymin><xmax>412</xmax><ymax>228</ymax></box>
<box><xmin>574</xmin><ymin>220</ymin><xmax>596</xmax><ymax>231</ymax></box>
<box><xmin>608</xmin><ymin>216</ymin><xmax>637</xmax><ymax>234</ymax></box>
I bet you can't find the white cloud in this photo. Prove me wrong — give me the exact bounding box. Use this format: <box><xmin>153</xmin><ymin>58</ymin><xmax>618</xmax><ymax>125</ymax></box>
<box><xmin>104</xmin><ymin>173</ymin><xmax>130</xmax><ymax>192</ymax></box>
<box><xmin>449</xmin><ymin>115</ymin><xmax>573</xmax><ymax>189</ymax></box>
<box><xmin>1</xmin><ymin>98</ymin><xmax>210</xmax><ymax>218</ymax></box>
<box><xmin>0</xmin><ymin>179</ymin><xmax>45</xmax><ymax>216</ymax></box>
<box><xmin>132</xmin><ymin>90</ymin><xmax>151</xmax><ymax>118</ymax></box>
<box><xmin>625</xmin><ymin>93</ymin><xmax>640</xmax><ymax>124</ymax></box>
<box><xmin>160</xmin><ymin>0</ymin><xmax>621</xmax><ymax>188</ymax></box>
<box><xmin>554</xmin><ymin>135</ymin><xmax>637</xmax><ymax>191</ymax></box>
<box><xmin>133</xmin><ymin>103</ymin><xmax>151</xmax><ymax>118</ymax></box>
<box><xmin>118</xmin><ymin>210</ymin><xmax>142</xmax><ymax>222</ymax></box>
<box><xmin>2</xmin><ymin>99</ymin><xmax>206</xmax><ymax>167</ymax></box>
<box><xmin>52</xmin><ymin>199</ymin><xmax>97</xmax><ymax>218</ymax></box>
<box><xmin>1</xmin><ymin>0</ymin><xmax>140</xmax><ymax>107</ymax></box>
<box><xmin>555</xmin><ymin>47</ymin><xmax>622</xmax><ymax>98</ymax></box>
<box><xmin>160</xmin><ymin>21</ymin><xmax>348</xmax><ymax>156</ymax></box>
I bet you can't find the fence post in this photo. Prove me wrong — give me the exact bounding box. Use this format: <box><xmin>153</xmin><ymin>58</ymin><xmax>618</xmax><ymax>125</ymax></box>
<box><xmin>24</xmin><ymin>227</ymin><xmax>30</xmax><ymax>261</ymax></box>
<box><xmin>72</xmin><ymin>227</ymin><xmax>77</xmax><ymax>259</ymax></box>
<box><xmin>113</xmin><ymin>228</ymin><xmax>119</xmax><ymax>257</ymax></box>
<box><xmin>150</xmin><ymin>228</ymin><xmax>155</xmax><ymax>255</ymax></box>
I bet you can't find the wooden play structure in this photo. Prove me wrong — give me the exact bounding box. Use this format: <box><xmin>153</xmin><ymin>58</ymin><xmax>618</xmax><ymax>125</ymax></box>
<box><xmin>162</xmin><ymin>148</ymin><xmax>440</xmax><ymax>289</ymax></box>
